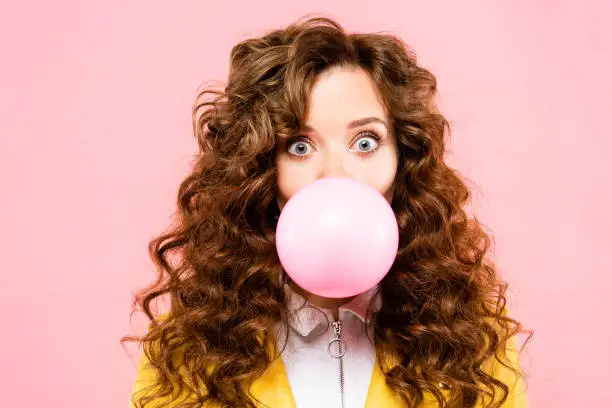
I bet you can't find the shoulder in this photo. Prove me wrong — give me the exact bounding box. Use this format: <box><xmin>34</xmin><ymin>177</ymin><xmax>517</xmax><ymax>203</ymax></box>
<box><xmin>480</xmin><ymin>309</ymin><xmax>530</xmax><ymax>407</ymax></box>
<box><xmin>129</xmin><ymin>314</ymin><xmax>209</xmax><ymax>408</ymax></box>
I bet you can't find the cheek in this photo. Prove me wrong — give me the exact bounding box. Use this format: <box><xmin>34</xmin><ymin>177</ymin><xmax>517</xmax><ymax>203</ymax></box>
<box><xmin>276</xmin><ymin>158</ymin><xmax>318</xmax><ymax>208</ymax></box>
<box><xmin>359</xmin><ymin>150</ymin><xmax>398</xmax><ymax>201</ymax></box>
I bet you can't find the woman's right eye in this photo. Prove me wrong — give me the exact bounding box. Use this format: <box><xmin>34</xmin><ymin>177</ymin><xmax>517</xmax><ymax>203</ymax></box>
<box><xmin>287</xmin><ymin>138</ymin><xmax>313</xmax><ymax>157</ymax></box>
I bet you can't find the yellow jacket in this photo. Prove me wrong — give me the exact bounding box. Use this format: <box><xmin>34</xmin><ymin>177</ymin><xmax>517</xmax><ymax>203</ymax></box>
<box><xmin>130</xmin><ymin>335</ymin><xmax>528</xmax><ymax>407</ymax></box>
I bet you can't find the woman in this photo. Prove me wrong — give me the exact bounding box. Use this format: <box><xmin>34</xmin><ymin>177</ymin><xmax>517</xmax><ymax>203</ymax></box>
<box><xmin>126</xmin><ymin>16</ymin><xmax>531</xmax><ymax>408</ymax></box>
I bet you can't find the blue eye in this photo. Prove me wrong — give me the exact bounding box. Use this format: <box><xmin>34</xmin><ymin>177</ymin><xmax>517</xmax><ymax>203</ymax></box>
<box><xmin>287</xmin><ymin>140</ymin><xmax>313</xmax><ymax>156</ymax></box>
<box><xmin>350</xmin><ymin>134</ymin><xmax>380</xmax><ymax>153</ymax></box>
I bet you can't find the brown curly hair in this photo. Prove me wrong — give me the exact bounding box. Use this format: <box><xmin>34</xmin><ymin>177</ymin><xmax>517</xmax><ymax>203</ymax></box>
<box><xmin>124</xmin><ymin>16</ymin><xmax>531</xmax><ymax>408</ymax></box>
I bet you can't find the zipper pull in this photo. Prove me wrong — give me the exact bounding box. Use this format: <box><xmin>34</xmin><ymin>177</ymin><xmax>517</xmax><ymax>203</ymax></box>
<box><xmin>327</xmin><ymin>320</ymin><xmax>347</xmax><ymax>359</ymax></box>
<box><xmin>332</xmin><ymin>321</ymin><xmax>342</xmax><ymax>339</ymax></box>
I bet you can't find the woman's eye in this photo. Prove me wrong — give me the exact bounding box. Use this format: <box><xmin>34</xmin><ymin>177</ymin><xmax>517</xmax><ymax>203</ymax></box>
<box><xmin>350</xmin><ymin>135</ymin><xmax>380</xmax><ymax>153</ymax></box>
<box><xmin>287</xmin><ymin>140</ymin><xmax>313</xmax><ymax>156</ymax></box>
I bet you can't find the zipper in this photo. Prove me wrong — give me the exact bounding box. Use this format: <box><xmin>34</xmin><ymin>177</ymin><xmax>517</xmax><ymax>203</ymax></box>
<box><xmin>328</xmin><ymin>320</ymin><xmax>346</xmax><ymax>408</ymax></box>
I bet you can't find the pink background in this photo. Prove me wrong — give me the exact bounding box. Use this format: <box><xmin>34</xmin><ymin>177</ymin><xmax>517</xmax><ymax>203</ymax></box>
<box><xmin>1</xmin><ymin>1</ymin><xmax>610</xmax><ymax>407</ymax></box>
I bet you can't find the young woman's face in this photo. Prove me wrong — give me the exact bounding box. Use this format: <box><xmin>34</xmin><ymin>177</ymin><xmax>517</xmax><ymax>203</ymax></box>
<box><xmin>276</xmin><ymin>66</ymin><xmax>399</xmax><ymax>210</ymax></box>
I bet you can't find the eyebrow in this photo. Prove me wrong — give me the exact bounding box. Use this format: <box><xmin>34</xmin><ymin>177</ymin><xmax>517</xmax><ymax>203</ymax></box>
<box><xmin>303</xmin><ymin>116</ymin><xmax>388</xmax><ymax>132</ymax></box>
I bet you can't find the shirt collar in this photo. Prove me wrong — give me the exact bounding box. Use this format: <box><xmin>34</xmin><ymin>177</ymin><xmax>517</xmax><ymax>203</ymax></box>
<box><xmin>284</xmin><ymin>283</ymin><xmax>381</xmax><ymax>337</ymax></box>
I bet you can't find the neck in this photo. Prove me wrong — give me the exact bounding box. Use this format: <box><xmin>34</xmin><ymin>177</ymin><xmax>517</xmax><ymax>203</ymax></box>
<box><xmin>288</xmin><ymin>282</ymin><xmax>357</xmax><ymax>321</ymax></box>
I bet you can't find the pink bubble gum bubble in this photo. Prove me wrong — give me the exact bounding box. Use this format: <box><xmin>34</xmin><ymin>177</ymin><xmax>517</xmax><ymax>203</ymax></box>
<box><xmin>275</xmin><ymin>177</ymin><xmax>399</xmax><ymax>298</ymax></box>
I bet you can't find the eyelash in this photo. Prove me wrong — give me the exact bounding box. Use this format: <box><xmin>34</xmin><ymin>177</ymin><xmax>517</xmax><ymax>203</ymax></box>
<box><xmin>286</xmin><ymin>130</ymin><xmax>383</xmax><ymax>160</ymax></box>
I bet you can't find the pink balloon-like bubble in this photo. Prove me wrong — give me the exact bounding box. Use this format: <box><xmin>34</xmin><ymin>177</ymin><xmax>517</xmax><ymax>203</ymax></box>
<box><xmin>275</xmin><ymin>177</ymin><xmax>399</xmax><ymax>298</ymax></box>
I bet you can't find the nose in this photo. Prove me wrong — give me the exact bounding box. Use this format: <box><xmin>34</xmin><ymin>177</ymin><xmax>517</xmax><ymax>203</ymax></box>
<box><xmin>320</xmin><ymin>150</ymin><xmax>350</xmax><ymax>179</ymax></box>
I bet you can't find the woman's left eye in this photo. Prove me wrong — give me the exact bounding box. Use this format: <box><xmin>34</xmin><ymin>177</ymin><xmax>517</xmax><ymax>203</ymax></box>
<box><xmin>350</xmin><ymin>133</ymin><xmax>380</xmax><ymax>153</ymax></box>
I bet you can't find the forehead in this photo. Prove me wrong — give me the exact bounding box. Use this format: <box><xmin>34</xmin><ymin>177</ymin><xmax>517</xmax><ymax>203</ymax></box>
<box><xmin>304</xmin><ymin>66</ymin><xmax>388</xmax><ymax>128</ymax></box>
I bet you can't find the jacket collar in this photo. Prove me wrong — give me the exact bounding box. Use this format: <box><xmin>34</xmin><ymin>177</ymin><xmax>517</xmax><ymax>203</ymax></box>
<box><xmin>284</xmin><ymin>283</ymin><xmax>381</xmax><ymax>337</ymax></box>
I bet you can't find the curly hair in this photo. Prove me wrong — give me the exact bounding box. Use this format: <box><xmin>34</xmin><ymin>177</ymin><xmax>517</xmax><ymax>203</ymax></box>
<box><xmin>124</xmin><ymin>16</ymin><xmax>531</xmax><ymax>408</ymax></box>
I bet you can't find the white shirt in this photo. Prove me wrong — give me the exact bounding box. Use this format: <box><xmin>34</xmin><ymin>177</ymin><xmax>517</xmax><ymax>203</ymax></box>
<box><xmin>275</xmin><ymin>285</ymin><xmax>381</xmax><ymax>408</ymax></box>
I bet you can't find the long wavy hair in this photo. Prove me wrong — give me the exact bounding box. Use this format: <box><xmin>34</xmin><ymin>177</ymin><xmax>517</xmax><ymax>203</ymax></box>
<box><xmin>124</xmin><ymin>16</ymin><xmax>531</xmax><ymax>408</ymax></box>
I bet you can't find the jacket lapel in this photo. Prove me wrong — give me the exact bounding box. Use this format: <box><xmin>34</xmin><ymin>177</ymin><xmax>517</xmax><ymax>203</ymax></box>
<box><xmin>364</xmin><ymin>357</ymin><xmax>406</xmax><ymax>407</ymax></box>
<box><xmin>249</xmin><ymin>347</ymin><xmax>405</xmax><ymax>408</ymax></box>
<box><xmin>249</xmin><ymin>354</ymin><xmax>297</xmax><ymax>408</ymax></box>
